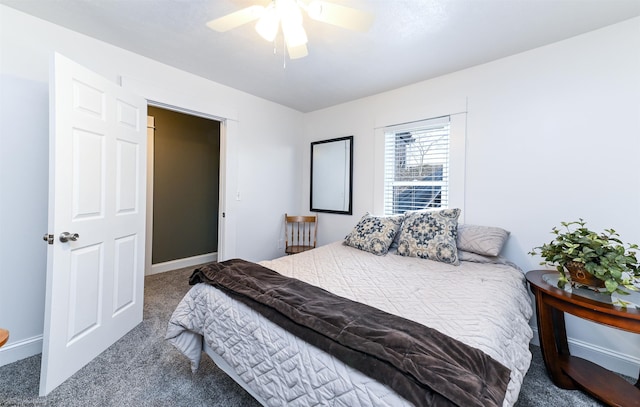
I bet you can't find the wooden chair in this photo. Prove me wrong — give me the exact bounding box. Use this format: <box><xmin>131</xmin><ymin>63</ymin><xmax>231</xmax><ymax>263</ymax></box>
<box><xmin>284</xmin><ymin>214</ymin><xmax>317</xmax><ymax>255</ymax></box>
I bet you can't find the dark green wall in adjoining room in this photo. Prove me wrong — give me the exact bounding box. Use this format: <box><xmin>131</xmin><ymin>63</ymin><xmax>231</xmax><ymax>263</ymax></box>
<box><xmin>149</xmin><ymin>106</ymin><xmax>220</xmax><ymax>264</ymax></box>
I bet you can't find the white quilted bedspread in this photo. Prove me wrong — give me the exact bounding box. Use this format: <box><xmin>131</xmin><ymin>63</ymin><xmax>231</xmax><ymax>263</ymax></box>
<box><xmin>167</xmin><ymin>242</ymin><xmax>533</xmax><ymax>407</ymax></box>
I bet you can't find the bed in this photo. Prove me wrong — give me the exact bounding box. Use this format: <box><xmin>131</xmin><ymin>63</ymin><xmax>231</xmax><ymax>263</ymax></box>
<box><xmin>167</xmin><ymin>210</ymin><xmax>534</xmax><ymax>406</ymax></box>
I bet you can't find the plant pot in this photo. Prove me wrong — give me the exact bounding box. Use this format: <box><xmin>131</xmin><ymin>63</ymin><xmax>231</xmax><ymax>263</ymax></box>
<box><xmin>565</xmin><ymin>261</ymin><xmax>605</xmax><ymax>288</ymax></box>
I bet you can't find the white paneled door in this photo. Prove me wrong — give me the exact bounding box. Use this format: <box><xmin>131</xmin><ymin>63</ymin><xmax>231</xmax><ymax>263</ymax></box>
<box><xmin>40</xmin><ymin>53</ymin><xmax>147</xmax><ymax>396</ymax></box>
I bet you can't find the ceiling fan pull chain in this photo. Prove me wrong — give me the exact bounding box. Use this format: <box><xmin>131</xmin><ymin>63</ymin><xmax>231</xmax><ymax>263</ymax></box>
<box><xmin>283</xmin><ymin>38</ymin><xmax>287</xmax><ymax>69</ymax></box>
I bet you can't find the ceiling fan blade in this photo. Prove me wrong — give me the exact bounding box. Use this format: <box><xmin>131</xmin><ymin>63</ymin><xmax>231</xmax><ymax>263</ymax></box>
<box><xmin>206</xmin><ymin>5</ymin><xmax>265</xmax><ymax>32</ymax></box>
<box><xmin>287</xmin><ymin>43</ymin><xmax>308</xmax><ymax>59</ymax></box>
<box><xmin>306</xmin><ymin>1</ymin><xmax>374</xmax><ymax>32</ymax></box>
<box><xmin>255</xmin><ymin>3</ymin><xmax>280</xmax><ymax>42</ymax></box>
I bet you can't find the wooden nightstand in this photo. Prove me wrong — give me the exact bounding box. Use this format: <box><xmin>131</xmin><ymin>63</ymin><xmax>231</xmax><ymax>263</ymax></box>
<box><xmin>526</xmin><ymin>270</ymin><xmax>640</xmax><ymax>407</ymax></box>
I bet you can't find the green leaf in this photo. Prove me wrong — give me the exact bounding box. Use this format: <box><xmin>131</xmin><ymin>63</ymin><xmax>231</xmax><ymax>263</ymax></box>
<box><xmin>604</xmin><ymin>279</ymin><xmax>619</xmax><ymax>293</ymax></box>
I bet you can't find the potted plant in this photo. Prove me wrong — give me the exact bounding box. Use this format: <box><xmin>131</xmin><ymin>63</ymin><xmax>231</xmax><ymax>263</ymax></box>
<box><xmin>529</xmin><ymin>219</ymin><xmax>640</xmax><ymax>294</ymax></box>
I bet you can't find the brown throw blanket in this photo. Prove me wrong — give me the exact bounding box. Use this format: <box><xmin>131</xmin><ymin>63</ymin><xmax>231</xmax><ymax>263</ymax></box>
<box><xmin>190</xmin><ymin>259</ymin><xmax>510</xmax><ymax>407</ymax></box>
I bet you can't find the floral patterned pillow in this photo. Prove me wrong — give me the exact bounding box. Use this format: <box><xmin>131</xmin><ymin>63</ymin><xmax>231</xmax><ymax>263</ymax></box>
<box><xmin>396</xmin><ymin>208</ymin><xmax>461</xmax><ymax>265</ymax></box>
<box><xmin>344</xmin><ymin>213</ymin><xmax>404</xmax><ymax>255</ymax></box>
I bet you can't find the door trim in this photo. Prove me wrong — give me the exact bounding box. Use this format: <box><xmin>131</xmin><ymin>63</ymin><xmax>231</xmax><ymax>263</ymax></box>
<box><xmin>120</xmin><ymin>76</ymin><xmax>238</xmax><ymax>267</ymax></box>
<box><xmin>145</xmin><ymin>116</ymin><xmax>155</xmax><ymax>275</ymax></box>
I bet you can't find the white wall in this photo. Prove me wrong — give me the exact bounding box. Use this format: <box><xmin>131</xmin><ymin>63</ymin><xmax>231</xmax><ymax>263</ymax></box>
<box><xmin>0</xmin><ymin>5</ymin><xmax>304</xmax><ymax>365</ymax></box>
<box><xmin>303</xmin><ymin>18</ymin><xmax>640</xmax><ymax>378</ymax></box>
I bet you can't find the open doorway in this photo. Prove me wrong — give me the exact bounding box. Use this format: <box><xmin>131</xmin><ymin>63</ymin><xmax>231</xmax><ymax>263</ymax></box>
<box><xmin>146</xmin><ymin>106</ymin><xmax>221</xmax><ymax>275</ymax></box>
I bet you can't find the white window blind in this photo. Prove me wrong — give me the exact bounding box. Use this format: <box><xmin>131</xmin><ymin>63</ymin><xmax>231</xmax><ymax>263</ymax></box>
<box><xmin>383</xmin><ymin>116</ymin><xmax>450</xmax><ymax>215</ymax></box>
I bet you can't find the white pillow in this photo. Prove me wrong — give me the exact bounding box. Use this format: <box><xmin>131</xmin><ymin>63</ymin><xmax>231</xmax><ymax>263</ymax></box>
<box><xmin>456</xmin><ymin>224</ymin><xmax>510</xmax><ymax>257</ymax></box>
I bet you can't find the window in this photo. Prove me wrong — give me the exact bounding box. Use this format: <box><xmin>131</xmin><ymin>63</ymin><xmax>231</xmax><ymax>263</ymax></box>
<box><xmin>383</xmin><ymin>116</ymin><xmax>450</xmax><ymax>215</ymax></box>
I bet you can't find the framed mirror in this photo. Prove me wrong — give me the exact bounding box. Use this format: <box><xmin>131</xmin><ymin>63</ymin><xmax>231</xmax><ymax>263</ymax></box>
<box><xmin>310</xmin><ymin>136</ymin><xmax>353</xmax><ymax>215</ymax></box>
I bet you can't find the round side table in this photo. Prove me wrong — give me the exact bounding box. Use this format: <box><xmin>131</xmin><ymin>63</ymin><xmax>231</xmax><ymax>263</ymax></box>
<box><xmin>0</xmin><ymin>328</ymin><xmax>9</xmax><ymax>347</ymax></box>
<box><xmin>526</xmin><ymin>270</ymin><xmax>640</xmax><ymax>407</ymax></box>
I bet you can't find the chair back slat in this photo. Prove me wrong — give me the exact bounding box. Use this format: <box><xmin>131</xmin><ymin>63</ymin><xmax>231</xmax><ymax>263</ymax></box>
<box><xmin>284</xmin><ymin>213</ymin><xmax>317</xmax><ymax>255</ymax></box>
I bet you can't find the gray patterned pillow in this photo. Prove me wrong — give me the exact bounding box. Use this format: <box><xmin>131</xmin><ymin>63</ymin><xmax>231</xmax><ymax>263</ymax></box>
<box><xmin>396</xmin><ymin>208</ymin><xmax>461</xmax><ymax>265</ymax></box>
<box><xmin>457</xmin><ymin>224</ymin><xmax>510</xmax><ymax>256</ymax></box>
<box><xmin>344</xmin><ymin>213</ymin><xmax>404</xmax><ymax>255</ymax></box>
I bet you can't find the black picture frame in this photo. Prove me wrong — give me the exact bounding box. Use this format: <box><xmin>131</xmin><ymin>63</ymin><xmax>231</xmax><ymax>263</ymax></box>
<box><xmin>310</xmin><ymin>136</ymin><xmax>353</xmax><ymax>215</ymax></box>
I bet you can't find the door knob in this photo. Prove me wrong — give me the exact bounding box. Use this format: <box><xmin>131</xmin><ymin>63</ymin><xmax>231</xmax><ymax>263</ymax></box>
<box><xmin>59</xmin><ymin>232</ymin><xmax>79</xmax><ymax>243</ymax></box>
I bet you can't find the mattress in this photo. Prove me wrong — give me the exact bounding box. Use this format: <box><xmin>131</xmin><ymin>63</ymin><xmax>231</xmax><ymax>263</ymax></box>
<box><xmin>167</xmin><ymin>241</ymin><xmax>534</xmax><ymax>406</ymax></box>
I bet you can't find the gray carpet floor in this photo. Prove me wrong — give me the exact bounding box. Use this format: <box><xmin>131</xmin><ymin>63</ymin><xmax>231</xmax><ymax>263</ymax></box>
<box><xmin>0</xmin><ymin>265</ymin><xmax>612</xmax><ymax>406</ymax></box>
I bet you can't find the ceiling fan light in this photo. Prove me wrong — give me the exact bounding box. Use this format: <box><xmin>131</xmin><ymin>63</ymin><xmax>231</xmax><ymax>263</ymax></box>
<box><xmin>282</xmin><ymin>21</ymin><xmax>307</xmax><ymax>47</ymax></box>
<box><xmin>255</xmin><ymin>4</ymin><xmax>279</xmax><ymax>42</ymax></box>
<box><xmin>278</xmin><ymin>0</ymin><xmax>303</xmax><ymax>25</ymax></box>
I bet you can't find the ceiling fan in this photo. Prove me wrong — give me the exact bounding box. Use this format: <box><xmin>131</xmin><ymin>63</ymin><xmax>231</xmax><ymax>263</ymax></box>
<box><xmin>206</xmin><ymin>0</ymin><xmax>374</xmax><ymax>59</ymax></box>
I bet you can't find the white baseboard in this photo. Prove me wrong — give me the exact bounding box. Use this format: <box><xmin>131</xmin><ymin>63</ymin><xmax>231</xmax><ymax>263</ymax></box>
<box><xmin>147</xmin><ymin>252</ymin><xmax>217</xmax><ymax>275</ymax></box>
<box><xmin>530</xmin><ymin>326</ymin><xmax>640</xmax><ymax>378</ymax></box>
<box><xmin>0</xmin><ymin>334</ymin><xmax>42</xmax><ymax>367</ymax></box>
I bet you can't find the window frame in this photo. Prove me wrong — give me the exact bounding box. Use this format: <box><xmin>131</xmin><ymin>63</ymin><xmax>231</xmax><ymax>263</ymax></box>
<box><xmin>382</xmin><ymin>116</ymin><xmax>451</xmax><ymax>215</ymax></box>
<box><xmin>373</xmin><ymin>112</ymin><xmax>466</xmax><ymax>221</ymax></box>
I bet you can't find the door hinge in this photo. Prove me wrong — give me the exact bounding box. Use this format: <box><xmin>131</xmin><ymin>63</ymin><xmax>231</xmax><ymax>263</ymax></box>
<box><xmin>43</xmin><ymin>233</ymin><xmax>54</xmax><ymax>245</ymax></box>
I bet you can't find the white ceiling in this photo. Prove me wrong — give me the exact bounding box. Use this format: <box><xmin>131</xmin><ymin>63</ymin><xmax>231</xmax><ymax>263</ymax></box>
<box><xmin>3</xmin><ymin>0</ymin><xmax>640</xmax><ymax>112</ymax></box>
